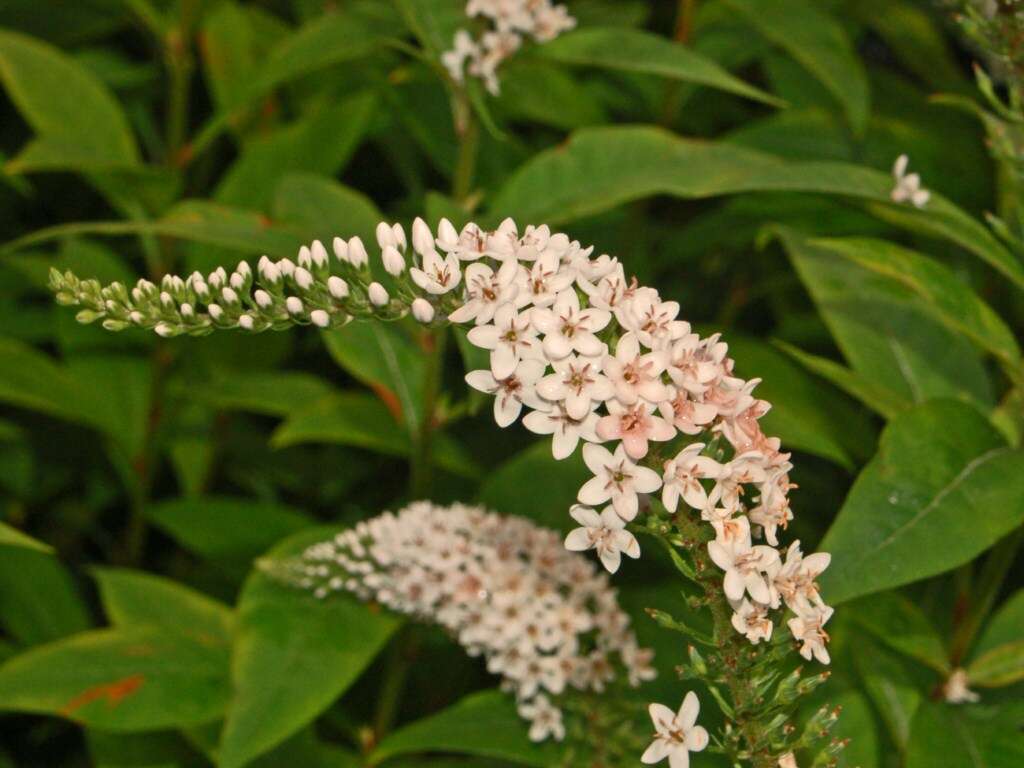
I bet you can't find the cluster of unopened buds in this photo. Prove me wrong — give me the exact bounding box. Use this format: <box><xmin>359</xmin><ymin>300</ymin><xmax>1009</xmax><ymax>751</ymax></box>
<box><xmin>263</xmin><ymin>501</ymin><xmax>655</xmax><ymax>741</ymax></box>
<box><xmin>442</xmin><ymin>0</ymin><xmax>575</xmax><ymax>94</ymax></box>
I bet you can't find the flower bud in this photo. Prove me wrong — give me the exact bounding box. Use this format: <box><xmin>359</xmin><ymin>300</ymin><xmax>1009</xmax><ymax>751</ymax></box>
<box><xmin>332</xmin><ymin>236</ymin><xmax>349</xmax><ymax>263</ymax></box>
<box><xmin>239</xmin><ymin>314</ymin><xmax>254</xmax><ymax>330</ymax></box>
<box><xmin>348</xmin><ymin>237</ymin><xmax>369</xmax><ymax>269</ymax></box>
<box><xmin>297</xmin><ymin>245</ymin><xmax>313</xmax><ymax>269</ymax></box>
<box><xmin>327</xmin><ymin>276</ymin><xmax>349</xmax><ymax>300</ymax></box>
<box><xmin>310</xmin><ymin>309</ymin><xmax>330</xmax><ymax>328</ymax></box>
<box><xmin>277</xmin><ymin>258</ymin><xmax>295</xmax><ymax>278</ymax></box>
<box><xmin>230</xmin><ymin>272</ymin><xmax>246</xmax><ymax>291</ymax></box>
<box><xmin>180</xmin><ymin>303</ymin><xmax>194</xmax><ymax>319</ymax></box>
<box><xmin>392</xmin><ymin>223</ymin><xmax>407</xmax><ymax>252</ymax></box>
<box><xmin>412</xmin><ymin>217</ymin><xmax>434</xmax><ymax>256</ymax></box>
<box><xmin>222</xmin><ymin>287</ymin><xmax>239</xmax><ymax>305</ymax></box>
<box><xmin>367</xmin><ymin>282</ymin><xmax>389</xmax><ymax>307</ymax></box>
<box><xmin>254</xmin><ymin>289</ymin><xmax>273</xmax><ymax>309</ymax></box>
<box><xmin>438</xmin><ymin>217</ymin><xmax>458</xmax><ymax>246</ymax></box>
<box><xmin>376</xmin><ymin>221</ymin><xmax>395</xmax><ymax>251</ymax></box>
<box><xmin>411</xmin><ymin>298</ymin><xmax>435</xmax><ymax>323</ymax></box>
<box><xmin>155</xmin><ymin>322</ymin><xmax>175</xmax><ymax>337</ymax></box>
<box><xmin>208</xmin><ymin>304</ymin><xmax>224</xmax><ymax>321</ymax></box>
<box><xmin>382</xmin><ymin>246</ymin><xmax>405</xmax><ymax>276</ymax></box>
<box><xmin>285</xmin><ymin>296</ymin><xmax>304</xmax><ymax>315</ymax></box>
<box><xmin>311</xmin><ymin>240</ymin><xmax>328</xmax><ymax>268</ymax></box>
<box><xmin>236</xmin><ymin>260</ymin><xmax>251</xmax><ymax>278</ymax></box>
<box><xmin>294</xmin><ymin>267</ymin><xmax>314</xmax><ymax>290</ymax></box>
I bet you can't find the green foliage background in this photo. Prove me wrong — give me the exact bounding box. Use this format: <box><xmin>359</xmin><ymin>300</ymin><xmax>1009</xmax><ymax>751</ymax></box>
<box><xmin>0</xmin><ymin>0</ymin><xmax>1022</xmax><ymax>766</ymax></box>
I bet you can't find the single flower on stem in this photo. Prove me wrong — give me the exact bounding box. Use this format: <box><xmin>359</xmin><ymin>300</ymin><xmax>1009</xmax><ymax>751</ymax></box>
<box><xmin>531</xmin><ymin>288</ymin><xmax>610</xmax><ymax>360</ymax></box>
<box><xmin>523</xmin><ymin>400</ymin><xmax>600</xmax><ymax>460</ymax></box>
<box><xmin>602</xmin><ymin>331</ymin><xmax>669</xmax><ymax>405</ymax></box>
<box><xmin>465</xmin><ymin>358</ymin><xmax>547</xmax><ymax>428</ymax></box>
<box><xmin>468</xmin><ymin>303</ymin><xmax>539</xmax><ymax>379</ymax></box>
<box><xmin>596</xmin><ymin>401</ymin><xmax>675</xmax><ymax>460</ymax></box>
<box><xmin>641</xmin><ymin>692</ymin><xmax>709</xmax><ymax>768</ymax></box>
<box><xmin>535</xmin><ymin>353</ymin><xmax>614</xmax><ymax>420</ymax></box>
<box><xmin>661</xmin><ymin>443</ymin><xmax>724</xmax><ymax>514</ymax></box>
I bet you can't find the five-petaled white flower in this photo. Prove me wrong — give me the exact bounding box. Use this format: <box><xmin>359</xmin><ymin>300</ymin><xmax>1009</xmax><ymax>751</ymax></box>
<box><xmin>523</xmin><ymin>401</ymin><xmax>600</xmax><ymax>460</ymax></box>
<box><xmin>891</xmin><ymin>154</ymin><xmax>930</xmax><ymax>208</ymax></box>
<box><xmin>518</xmin><ymin>249</ymin><xmax>575</xmax><ymax>308</ymax></box>
<box><xmin>468</xmin><ymin>303</ymin><xmax>539</xmax><ymax>379</ymax></box>
<box><xmin>730</xmin><ymin>598</ymin><xmax>773</xmax><ymax>644</ymax></box>
<box><xmin>535</xmin><ymin>353</ymin><xmax>614</xmax><ymax>420</ymax></box>
<box><xmin>410</xmin><ymin>248</ymin><xmax>462</xmax><ymax>294</ymax></box>
<box><xmin>564</xmin><ymin>504</ymin><xmax>640</xmax><ymax>574</ymax></box>
<box><xmin>661</xmin><ymin>443</ymin><xmax>724</xmax><ymax>513</ymax></box>
<box><xmin>602</xmin><ymin>332</ymin><xmax>669</xmax><ymax>405</ymax></box>
<box><xmin>707</xmin><ymin>516</ymin><xmax>779</xmax><ymax>605</ymax></box>
<box><xmin>773</xmin><ymin>541</ymin><xmax>830</xmax><ymax>613</ymax></box>
<box><xmin>578</xmin><ymin>443</ymin><xmax>661</xmax><ymax>522</ymax></box>
<box><xmin>448</xmin><ymin>259</ymin><xmax>519</xmax><ymax>324</ymax></box>
<box><xmin>531</xmin><ymin>288</ymin><xmax>610</xmax><ymax>360</ymax></box>
<box><xmin>641</xmin><ymin>692</ymin><xmax>709</xmax><ymax>768</ymax></box>
<box><xmin>788</xmin><ymin>604</ymin><xmax>834</xmax><ymax>664</ymax></box>
<box><xmin>518</xmin><ymin>695</ymin><xmax>565</xmax><ymax>742</ymax></box>
<box><xmin>465</xmin><ymin>359</ymin><xmax>546</xmax><ymax>428</ymax></box>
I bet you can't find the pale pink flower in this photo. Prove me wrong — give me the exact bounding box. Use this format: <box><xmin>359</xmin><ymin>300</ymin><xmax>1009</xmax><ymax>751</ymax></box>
<box><xmin>788</xmin><ymin>604</ymin><xmax>834</xmax><ymax>664</ymax></box>
<box><xmin>658</xmin><ymin>386</ymin><xmax>718</xmax><ymax>435</ymax></box>
<box><xmin>467</xmin><ymin>303</ymin><xmax>539</xmax><ymax>379</ymax></box>
<box><xmin>410</xmin><ymin>248</ymin><xmax>462</xmax><ymax>294</ymax></box>
<box><xmin>564</xmin><ymin>505</ymin><xmax>640</xmax><ymax>574</ymax></box>
<box><xmin>707</xmin><ymin>518</ymin><xmax>779</xmax><ymax>604</ymax></box>
<box><xmin>578</xmin><ymin>443</ymin><xmax>661</xmax><ymax>522</ymax></box>
<box><xmin>773</xmin><ymin>541</ymin><xmax>830</xmax><ymax>612</ymax></box>
<box><xmin>596</xmin><ymin>402</ymin><xmax>675</xmax><ymax>460</ymax></box>
<box><xmin>523</xmin><ymin>401</ymin><xmax>600</xmax><ymax>460</ymax></box>
<box><xmin>535</xmin><ymin>353</ymin><xmax>614</xmax><ymax>420</ymax></box>
<box><xmin>465</xmin><ymin>358</ymin><xmax>546</xmax><ymax>428</ymax></box>
<box><xmin>730</xmin><ymin>598</ymin><xmax>773</xmax><ymax>644</ymax></box>
<box><xmin>448</xmin><ymin>259</ymin><xmax>519</xmax><ymax>324</ymax></box>
<box><xmin>531</xmin><ymin>289</ymin><xmax>610</xmax><ymax>360</ymax></box>
<box><xmin>661</xmin><ymin>443</ymin><xmax>724</xmax><ymax>513</ymax></box>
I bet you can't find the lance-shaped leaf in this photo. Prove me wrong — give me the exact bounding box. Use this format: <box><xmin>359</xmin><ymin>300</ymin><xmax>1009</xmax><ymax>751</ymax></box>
<box><xmin>537</xmin><ymin>27</ymin><xmax>781</xmax><ymax>106</ymax></box>
<box><xmin>819</xmin><ymin>400</ymin><xmax>1024</xmax><ymax>604</ymax></box>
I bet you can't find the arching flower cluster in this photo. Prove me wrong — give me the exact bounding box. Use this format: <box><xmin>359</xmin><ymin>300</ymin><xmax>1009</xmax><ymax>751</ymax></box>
<box><xmin>264</xmin><ymin>501</ymin><xmax>655</xmax><ymax>741</ymax></box>
<box><xmin>442</xmin><ymin>0</ymin><xmax>576</xmax><ymax>94</ymax></box>
<box><xmin>49</xmin><ymin>215</ymin><xmax>834</xmax><ymax>664</ymax></box>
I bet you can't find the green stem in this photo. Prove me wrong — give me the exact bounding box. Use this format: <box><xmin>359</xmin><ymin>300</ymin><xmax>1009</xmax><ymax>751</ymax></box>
<box><xmin>372</xmin><ymin>626</ymin><xmax>419</xmax><ymax>744</ymax></box>
<box><xmin>949</xmin><ymin>527</ymin><xmax>1024</xmax><ymax>666</ymax></box>
<box><xmin>165</xmin><ymin>0</ymin><xmax>198</xmax><ymax>163</ymax></box>
<box><xmin>410</xmin><ymin>328</ymin><xmax>447</xmax><ymax>499</ymax></box>
<box><xmin>451</xmin><ymin>95</ymin><xmax>479</xmax><ymax>203</ymax></box>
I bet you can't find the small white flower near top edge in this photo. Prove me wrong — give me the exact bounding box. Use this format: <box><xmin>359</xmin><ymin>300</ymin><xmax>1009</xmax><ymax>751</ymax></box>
<box><xmin>891</xmin><ymin>154</ymin><xmax>930</xmax><ymax>208</ymax></box>
<box><xmin>641</xmin><ymin>692</ymin><xmax>709</xmax><ymax>767</ymax></box>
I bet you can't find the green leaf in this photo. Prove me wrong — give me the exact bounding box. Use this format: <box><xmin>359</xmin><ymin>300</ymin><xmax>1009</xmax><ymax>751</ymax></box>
<box><xmin>846</xmin><ymin>591</ymin><xmax>950</xmax><ymax>674</ymax></box>
<box><xmin>0</xmin><ymin>626</ymin><xmax>229</xmax><ymax>730</ymax></box>
<box><xmin>538</xmin><ymin>27</ymin><xmax>781</xmax><ymax>106</ymax></box>
<box><xmin>906</xmin><ymin>700</ymin><xmax>1024</xmax><ymax>768</ymax></box>
<box><xmin>723</xmin><ymin>0</ymin><xmax>869</xmax><ymax>134</ymax></box>
<box><xmin>87</xmin><ymin>730</ymin><xmax>203</xmax><ymax>768</ymax></box>
<box><xmin>0</xmin><ymin>29</ymin><xmax>138</xmax><ymax>165</ymax></box>
<box><xmin>0</xmin><ymin>547</ymin><xmax>90</xmax><ymax>645</ymax></box>
<box><xmin>93</xmin><ymin>568</ymin><xmax>233</xmax><ymax>640</ymax></box>
<box><xmin>370</xmin><ymin>690</ymin><xmax>563</xmax><ymax>767</ymax></box>
<box><xmin>725</xmin><ymin>334</ymin><xmax>876</xmax><ymax>468</ymax></box>
<box><xmin>217</xmin><ymin>527</ymin><xmax>400</xmax><ymax>768</ymax></box>
<box><xmin>478</xmin><ymin>441</ymin><xmax>588</xmax><ymax>532</ymax></box>
<box><xmin>853</xmin><ymin>636</ymin><xmax>923</xmax><ymax>751</ymax></box>
<box><xmin>322</xmin><ymin>321</ymin><xmax>426</xmax><ymax>434</ymax></box>
<box><xmin>776</xmin><ymin>229</ymin><xmax>994</xmax><ymax>411</ymax></box>
<box><xmin>819</xmin><ymin>400</ymin><xmax>1024</xmax><ymax>604</ymax></box>
<box><xmin>806</xmin><ymin>237</ymin><xmax>1022</xmax><ymax>369</ymax></box>
<box><xmin>0</xmin><ymin>522</ymin><xmax>52</xmax><ymax>554</ymax></box>
<box><xmin>773</xmin><ymin>340</ymin><xmax>911</xmax><ymax>421</ymax></box>
<box><xmin>0</xmin><ymin>336</ymin><xmax>94</xmax><ymax>425</ymax></box>
<box><xmin>269</xmin><ymin>391</ymin><xmax>478</xmax><ymax>477</ymax></box>
<box><xmin>66</xmin><ymin>355</ymin><xmax>153</xmax><ymax>458</ymax></box>
<box><xmin>392</xmin><ymin>0</ymin><xmax>465</xmax><ymax>56</ymax></box>
<box><xmin>974</xmin><ymin>590</ymin><xmax>1024</xmax><ymax>659</ymax></box>
<box><xmin>488</xmin><ymin>126</ymin><xmax>1024</xmax><ymax>290</ymax></box>
<box><xmin>967</xmin><ymin>641</ymin><xmax>1024</xmax><ymax>688</ymax></box>
<box><xmin>144</xmin><ymin>496</ymin><xmax>310</xmax><ymax>571</ymax></box>
<box><xmin>216</xmin><ymin>93</ymin><xmax>377</xmax><ymax>210</ymax></box>
<box><xmin>272</xmin><ymin>172</ymin><xmax>383</xmax><ymax>254</ymax></box>
<box><xmin>199</xmin><ymin>0</ymin><xmax>257</xmax><ymax>116</ymax></box>
<box><xmin>192</xmin><ymin>371</ymin><xmax>335</xmax><ymax>418</ymax></box>
<box><xmin>831</xmin><ymin>689</ymin><xmax>881</xmax><ymax>768</ymax></box>
<box><xmin>496</xmin><ymin>60</ymin><xmax>607</xmax><ymax>130</ymax></box>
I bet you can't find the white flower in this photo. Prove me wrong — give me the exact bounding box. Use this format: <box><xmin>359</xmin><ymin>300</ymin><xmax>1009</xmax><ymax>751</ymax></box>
<box><xmin>518</xmin><ymin>249</ymin><xmax>574</xmax><ymax>307</ymax></box>
<box><xmin>467</xmin><ymin>303</ymin><xmax>539</xmax><ymax>379</ymax></box>
<box><xmin>564</xmin><ymin>505</ymin><xmax>640</xmax><ymax>574</ymax></box>
<box><xmin>788</xmin><ymin>603</ymin><xmax>834</xmax><ymax>664</ymax></box>
<box><xmin>578</xmin><ymin>443</ymin><xmax>661</xmax><ymax>522</ymax></box>
<box><xmin>666</xmin><ymin>332</ymin><xmax>727</xmax><ymax>396</ymax></box>
<box><xmin>531</xmin><ymin>289</ymin><xmax>610</xmax><ymax>360</ymax></box>
<box><xmin>891</xmin><ymin>154</ymin><xmax>930</xmax><ymax>208</ymax></box>
<box><xmin>616</xmin><ymin>288</ymin><xmax>687</xmax><ymax>347</ymax></box>
<box><xmin>382</xmin><ymin>245</ymin><xmax>405</xmax><ymax>276</ymax></box>
<box><xmin>778</xmin><ymin>753</ymin><xmax>798</xmax><ymax>768</ymax></box>
<box><xmin>602</xmin><ymin>332</ymin><xmax>669</xmax><ymax>405</ymax></box>
<box><xmin>772</xmin><ymin>541</ymin><xmax>830</xmax><ymax>612</ymax></box>
<box><xmin>943</xmin><ymin>668</ymin><xmax>980</xmax><ymax>704</ymax></box>
<box><xmin>518</xmin><ymin>695</ymin><xmax>565</xmax><ymax>742</ymax></box>
<box><xmin>730</xmin><ymin>598</ymin><xmax>773</xmax><ymax>644</ymax></box>
<box><xmin>661</xmin><ymin>443</ymin><xmax>724</xmax><ymax>513</ymax></box>
<box><xmin>410</xmin><ymin>248</ymin><xmax>462</xmax><ymax>295</ymax></box>
<box><xmin>641</xmin><ymin>692</ymin><xmax>709</xmax><ymax>767</ymax></box>
<box><xmin>523</xmin><ymin>401</ymin><xmax>599</xmax><ymax>460</ymax></box>
<box><xmin>707</xmin><ymin>517</ymin><xmax>779</xmax><ymax>604</ymax></box>
<box><xmin>367</xmin><ymin>282</ymin><xmax>389</xmax><ymax>307</ymax></box>
<box><xmin>465</xmin><ymin>358</ymin><xmax>546</xmax><ymax>428</ymax></box>
<box><xmin>442</xmin><ymin>29</ymin><xmax>478</xmax><ymax>83</ymax></box>
<box><xmin>448</xmin><ymin>259</ymin><xmax>518</xmax><ymax>324</ymax></box>
<box><xmin>535</xmin><ymin>353</ymin><xmax>614</xmax><ymax>420</ymax></box>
